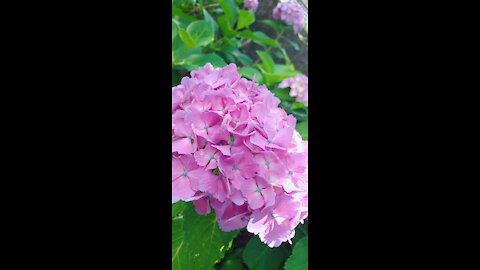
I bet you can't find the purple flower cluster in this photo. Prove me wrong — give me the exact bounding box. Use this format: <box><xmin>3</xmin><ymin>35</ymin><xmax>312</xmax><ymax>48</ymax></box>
<box><xmin>272</xmin><ymin>1</ymin><xmax>305</xmax><ymax>33</ymax></box>
<box><xmin>172</xmin><ymin>63</ymin><xmax>308</xmax><ymax>247</ymax></box>
<box><xmin>279</xmin><ymin>75</ymin><xmax>308</xmax><ymax>106</ymax></box>
<box><xmin>243</xmin><ymin>0</ymin><xmax>258</xmax><ymax>12</ymax></box>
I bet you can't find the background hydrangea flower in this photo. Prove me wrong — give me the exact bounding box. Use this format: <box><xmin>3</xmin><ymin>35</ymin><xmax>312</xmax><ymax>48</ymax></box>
<box><xmin>272</xmin><ymin>1</ymin><xmax>306</xmax><ymax>33</ymax></box>
<box><xmin>172</xmin><ymin>63</ymin><xmax>308</xmax><ymax>247</ymax></box>
<box><xmin>243</xmin><ymin>0</ymin><xmax>259</xmax><ymax>12</ymax></box>
<box><xmin>279</xmin><ymin>74</ymin><xmax>308</xmax><ymax>106</ymax></box>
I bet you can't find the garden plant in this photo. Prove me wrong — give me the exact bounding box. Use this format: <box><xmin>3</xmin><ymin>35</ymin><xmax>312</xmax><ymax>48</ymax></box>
<box><xmin>172</xmin><ymin>1</ymin><xmax>308</xmax><ymax>269</ymax></box>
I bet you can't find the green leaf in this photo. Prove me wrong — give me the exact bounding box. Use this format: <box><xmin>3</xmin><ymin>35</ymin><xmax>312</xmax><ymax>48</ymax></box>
<box><xmin>183</xmin><ymin>53</ymin><xmax>227</xmax><ymax>70</ymax></box>
<box><xmin>242</xmin><ymin>237</ymin><xmax>290</xmax><ymax>270</ymax></box>
<box><xmin>233</xmin><ymin>52</ymin><xmax>253</xmax><ymax>66</ymax></box>
<box><xmin>291</xmin><ymin>221</ymin><xmax>308</xmax><ymax>245</ymax></box>
<box><xmin>182</xmin><ymin>205</ymin><xmax>239</xmax><ymax>270</ymax></box>
<box><xmin>261</xmin><ymin>64</ymin><xmax>300</xmax><ymax>85</ymax></box>
<box><xmin>282</xmin><ymin>36</ymin><xmax>300</xmax><ymax>51</ymax></box>
<box><xmin>222</xmin><ymin>46</ymin><xmax>253</xmax><ymax>66</ymax></box>
<box><xmin>172</xmin><ymin>201</ymin><xmax>187</xmax><ymax>217</ymax></box>
<box><xmin>256</xmin><ymin>51</ymin><xmax>275</xmax><ymax>73</ymax></box>
<box><xmin>172</xmin><ymin>35</ymin><xmax>186</xmax><ymax>62</ymax></box>
<box><xmin>291</xmin><ymin>102</ymin><xmax>305</xmax><ymax>109</ymax></box>
<box><xmin>173</xmin><ymin>17</ymin><xmax>190</xmax><ymax>30</ymax></box>
<box><xmin>223</xmin><ymin>38</ymin><xmax>242</xmax><ymax>47</ymax></box>
<box><xmin>238</xmin><ymin>30</ymin><xmax>280</xmax><ymax>48</ymax></box>
<box><xmin>238</xmin><ymin>67</ymin><xmax>264</xmax><ymax>85</ymax></box>
<box><xmin>178</xmin><ymin>29</ymin><xmax>196</xmax><ymax>49</ymax></box>
<box><xmin>172</xmin><ymin>21</ymin><xmax>178</xmax><ymax>40</ymax></box>
<box><xmin>172</xmin><ymin>217</ymin><xmax>188</xmax><ymax>270</ymax></box>
<box><xmin>203</xmin><ymin>8</ymin><xmax>219</xmax><ymax>35</ymax></box>
<box><xmin>296</xmin><ymin>121</ymin><xmax>308</xmax><ymax>140</ymax></box>
<box><xmin>291</xmin><ymin>109</ymin><xmax>308</xmax><ymax>123</ymax></box>
<box><xmin>187</xmin><ymin>20</ymin><xmax>215</xmax><ymax>47</ymax></box>
<box><xmin>236</xmin><ymin>9</ymin><xmax>255</xmax><ymax>30</ymax></box>
<box><xmin>232</xmin><ymin>51</ymin><xmax>252</xmax><ymax>66</ymax></box>
<box><xmin>172</xmin><ymin>6</ymin><xmax>197</xmax><ymax>21</ymax></box>
<box><xmin>284</xmin><ymin>237</ymin><xmax>308</xmax><ymax>270</ymax></box>
<box><xmin>220</xmin><ymin>259</ymin><xmax>243</xmax><ymax>270</ymax></box>
<box><xmin>218</xmin><ymin>15</ymin><xmax>237</xmax><ymax>38</ymax></box>
<box><xmin>217</xmin><ymin>0</ymin><xmax>238</xmax><ymax>24</ymax></box>
<box><xmin>271</xmin><ymin>88</ymin><xmax>293</xmax><ymax>101</ymax></box>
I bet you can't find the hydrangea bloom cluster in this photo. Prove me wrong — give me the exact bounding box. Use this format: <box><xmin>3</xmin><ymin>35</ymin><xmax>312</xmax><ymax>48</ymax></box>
<box><xmin>243</xmin><ymin>0</ymin><xmax>258</xmax><ymax>12</ymax></box>
<box><xmin>172</xmin><ymin>63</ymin><xmax>308</xmax><ymax>248</ymax></box>
<box><xmin>272</xmin><ymin>1</ymin><xmax>305</xmax><ymax>33</ymax></box>
<box><xmin>279</xmin><ymin>75</ymin><xmax>308</xmax><ymax>106</ymax></box>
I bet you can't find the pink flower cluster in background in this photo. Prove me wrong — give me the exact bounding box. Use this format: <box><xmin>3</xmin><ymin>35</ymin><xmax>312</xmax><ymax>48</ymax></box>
<box><xmin>272</xmin><ymin>1</ymin><xmax>305</xmax><ymax>33</ymax></box>
<box><xmin>243</xmin><ymin>0</ymin><xmax>258</xmax><ymax>13</ymax></box>
<box><xmin>279</xmin><ymin>75</ymin><xmax>308</xmax><ymax>106</ymax></box>
<box><xmin>172</xmin><ymin>63</ymin><xmax>308</xmax><ymax>248</ymax></box>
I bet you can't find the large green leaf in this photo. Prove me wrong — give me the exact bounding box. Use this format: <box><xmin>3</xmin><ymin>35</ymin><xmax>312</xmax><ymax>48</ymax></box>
<box><xmin>178</xmin><ymin>28</ymin><xmax>196</xmax><ymax>49</ymax></box>
<box><xmin>237</xmin><ymin>30</ymin><xmax>280</xmax><ymax>48</ymax></box>
<box><xmin>172</xmin><ymin>201</ymin><xmax>187</xmax><ymax>217</ymax></box>
<box><xmin>172</xmin><ymin>203</ymin><xmax>239</xmax><ymax>270</ymax></box>
<box><xmin>284</xmin><ymin>237</ymin><xmax>308</xmax><ymax>270</ymax></box>
<box><xmin>242</xmin><ymin>237</ymin><xmax>290</xmax><ymax>270</ymax></box>
<box><xmin>291</xmin><ymin>102</ymin><xmax>305</xmax><ymax>109</ymax></box>
<box><xmin>182</xmin><ymin>53</ymin><xmax>227</xmax><ymax>70</ymax></box>
<box><xmin>236</xmin><ymin>9</ymin><xmax>255</xmax><ymax>30</ymax></box>
<box><xmin>259</xmin><ymin>64</ymin><xmax>300</xmax><ymax>85</ymax></box>
<box><xmin>296</xmin><ymin>121</ymin><xmax>308</xmax><ymax>140</ymax></box>
<box><xmin>238</xmin><ymin>67</ymin><xmax>264</xmax><ymax>85</ymax></box>
<box><xmin>182</xmin><ymin>205</ymin><xmax>239</xmax><ymax>270</ymax></box>
<box><xmin>222</xmin><ymin>46</ymin><xmax>253</xmax><ymax>66</ymax></box>
<box><xmin>218</xmin><ymin>15</ymin><xmax>237</xmax><ymax>38</ymax></box>
<box><xmin>172</xmin><ymin>35</ymin><xmax>186</xmax><ymax>62</ymax></box>
<box><xmin>203</xmin><ymin>8</ymin><xmax>219</xmax><ymax>35</ymax></box>
<box><xmin>271</xmin><ymin>87</ymin><xmax>293</xmax><ymax>101</ymax></box>
<box><xmin>172</xmin><ymin>21</ymin><xmax>178</xmax><ymax>40</ymax></box>
<box><xmin>172</xmin><ymin>216</ymin><xmax>188</xmax><ymax>270</ymax></box>
<box><xmin>291</xmin><ymin>221</ymin><xmax>308</xmax><ymax>245</ymax></box>
<box><xmin>187</xmin><ymin>20</ymin><xmax>215</xmax><ymax>47</ymax></box>
<box><xmin>256</xmin><ymin>51</ymin><xmax>275</xmax><ymax>73</ymax></box>
<box><xmin>217</xmin><ymin>0</ymin><xmax>238</xmax><ymax>24</ymax></box>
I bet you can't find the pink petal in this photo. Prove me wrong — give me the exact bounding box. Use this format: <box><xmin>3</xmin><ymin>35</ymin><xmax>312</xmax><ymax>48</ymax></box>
<box><xmin>196</xmin><ymin>170</ymin><xmax>217</xmax><ymax>193</ymax></box>
<box><xmin>193</xmin><ymin>197</ymin><xmax>211</xmax><ymax>215</ymax></box>
<box><xmin>212</xmin><ymin>144</ymin><xmax>231</xmax><ymax>156</ymax></box>
<box><xmin>172</xmin><ymin>176</ymin><xmax>195</xmax><ymax>203</ymax></box>
<box><xmin>250</xmin><ymin>131</ymin><xmax>268</xmax><ymax>149</ymax></box>
<box><xmin>172</xmin><ymin>137</ymin><xmax>195</xmax><ymax>154</ymax></box>
<box><xmin>271</xmin><ymin>127</ymin><xmax>293</xmax><ymax>148</ymax></box>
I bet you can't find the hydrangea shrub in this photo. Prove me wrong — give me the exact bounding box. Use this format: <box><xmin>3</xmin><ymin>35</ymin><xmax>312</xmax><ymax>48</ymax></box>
<box><xmin>172</xmin><ymin>63</ymin><xmax>308</xmax><ymax>248</ymax></box>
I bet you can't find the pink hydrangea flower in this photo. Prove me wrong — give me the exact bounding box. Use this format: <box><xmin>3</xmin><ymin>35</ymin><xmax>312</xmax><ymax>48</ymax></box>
<box><xmin>272</xmin><ymin>1</ymin><xmax>306</xmax><ymax>33</ymax></box>
<box><xmin>279</xmin><ymin>75</ymin><xmax>308</xmax><ymax>106</ymax></box>
<box><xmin>244</xmin><ymin>0</ymin><xmax>259</xmax><ymax>13</ymax></box>
<box><xmin>172</xmin><ymin>63</ymin><xmax>308</xmax><ymax>247</ymax></box>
